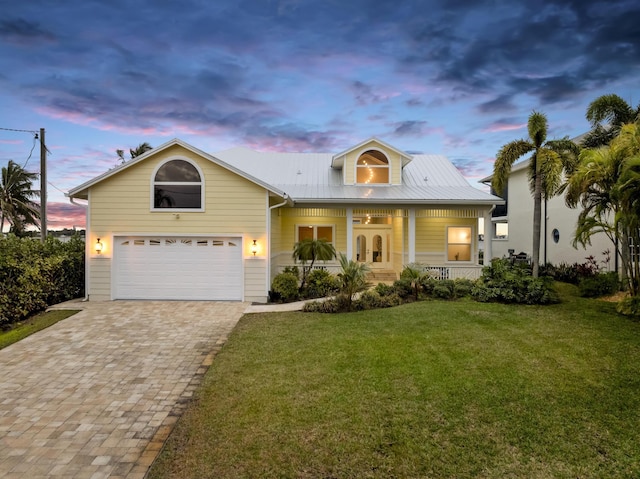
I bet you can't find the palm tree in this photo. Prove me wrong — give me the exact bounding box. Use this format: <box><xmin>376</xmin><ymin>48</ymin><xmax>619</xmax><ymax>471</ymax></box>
<box><xmin>582</xmin><ymin>94</ymin><xmax>640</xmax><ymax>148</ymax></box>
<box><xmin>0</xmin><ymin>160</ymin><xmax>40</xmax><ymax>234</ymax></box>
<box><xmin>336</xmin><ymin>253</ymin><xmax>370</xmax><ymax>311</ymax></box>
<box><xmin>116</xmin><ymin>142</ymin><xmax>153</xmax><ymax>164</ymax></box>
<box><xmin>292</xmin><ymin>238</ymin><xmax>336</xmax><ymax>291</ymax></box>
<box><xmin>566</xmin><ymin>122</ymin><xmax>640</xmax><ymax>296</ymax></box>
<box><xmin>492</xmin><ymin>111</ymin><xmax>578</xmax><ymax>277</ymax></box>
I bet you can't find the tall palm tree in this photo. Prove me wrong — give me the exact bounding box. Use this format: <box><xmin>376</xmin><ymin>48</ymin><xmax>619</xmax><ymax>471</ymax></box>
<box><xmin>582</xmin><ymin>94</ymin><xmax>640</xmax><ymax>148</ymax></box>
<box><xmin>116</xmin><ymin>142</ymin><xmax>153</xmax><ymax>164</ymax></box>
<box><xmin>492</xmin><ymin>111</ymin><xmax>578</xmax><ymax>277</ymax></box>
<box><xmin>567</xmin><ymin>122</ymin><xmax>640</xmax><ymax>295</ymax></box>
<box><xmin>292</xmin><ymin>238</ymin><xmax>336</xmax><ymax>291</ymax></box>
<box><xmin>0</xmin><ymin>160</ymin><xmax>40</xmax><ymax>234</ymax></box>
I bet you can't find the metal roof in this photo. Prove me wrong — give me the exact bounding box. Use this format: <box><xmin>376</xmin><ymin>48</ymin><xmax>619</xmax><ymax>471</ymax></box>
<box><xmin>215</xmin><ymin>147</ymin><xmax>502</xmax><ymax>205</ymax></box>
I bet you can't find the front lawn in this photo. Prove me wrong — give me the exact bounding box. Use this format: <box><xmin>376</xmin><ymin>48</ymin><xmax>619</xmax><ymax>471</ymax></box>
<box><xmin>148</xmin><ymin>284</ymin><xmax>640</xmax><ymax>478</ymax></box>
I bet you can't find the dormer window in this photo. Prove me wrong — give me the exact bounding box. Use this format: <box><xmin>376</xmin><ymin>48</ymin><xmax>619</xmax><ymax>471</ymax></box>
<box><xmin>356</xmin><ymin>150</ymin><xmax>389</xmax><ymax>184</ymax></box>
<box><xmin>152</xmin><ymin>159</ymin><xmax>203</xmax><ymax>210</ymax></box>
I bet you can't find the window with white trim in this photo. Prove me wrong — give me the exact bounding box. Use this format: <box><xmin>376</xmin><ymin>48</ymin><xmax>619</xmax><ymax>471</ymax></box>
<box><xmin>356</xmin><ymin>150</ymin><xmax>389</xmax><ymax>184</ymax></box>
<box><xmin>152</xmin><ymin>159</ymin><xmax>203</xmax><ymax>209</ymax></box>
<box><xmin>447</xmin><ymin>226</ymin><xmax>472</xmax><ymax>261</ymax></box>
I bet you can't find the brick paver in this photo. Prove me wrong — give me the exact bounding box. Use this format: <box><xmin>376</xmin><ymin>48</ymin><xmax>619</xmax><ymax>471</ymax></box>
<box><xmin>0</xmin><ymin>300</ymin><xmax>246</xmax><ymax>478</ymax></box>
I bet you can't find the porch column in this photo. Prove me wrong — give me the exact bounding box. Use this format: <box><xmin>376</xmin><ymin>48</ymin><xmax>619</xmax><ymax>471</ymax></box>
<box><xmin>483</xmin><ymin>208</ymin><xmax>492</xmax><ymax>264</ymax></box>
<box><xmin>408</xmin><ymin>208</ymin><xmax>416</xmax><ymax>263</ymax></box>
<box><xmin>346</xmin><ymin>207</ymin><xmax>353</xmax><ymax>260</ymax></box>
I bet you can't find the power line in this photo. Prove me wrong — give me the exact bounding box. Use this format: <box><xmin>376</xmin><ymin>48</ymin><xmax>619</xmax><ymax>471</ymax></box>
<box><xmin>0</xmin><ymin>127</ymin><xmax>38</xmax><ymax>134</ymax></box>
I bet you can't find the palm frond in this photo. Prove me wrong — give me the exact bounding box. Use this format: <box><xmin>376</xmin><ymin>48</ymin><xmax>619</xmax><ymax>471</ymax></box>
<box><xmin>527</xmin><ymin>111</ymin><xmax>548</xmax><ymax>147</ymax></box>
<box><xmin>492</xmin><ymin>140</ymin><xmax>534</xmax><ymax>195</ymax></box>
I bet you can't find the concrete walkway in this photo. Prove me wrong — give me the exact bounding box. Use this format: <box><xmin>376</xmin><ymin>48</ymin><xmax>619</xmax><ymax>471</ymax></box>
<box><xmin>0</xmin><ymin>300</ymin><xmax>246</xmax><ymax>479</ymax></box>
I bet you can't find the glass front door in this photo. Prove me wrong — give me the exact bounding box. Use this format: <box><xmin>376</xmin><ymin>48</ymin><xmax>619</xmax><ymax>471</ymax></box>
<box><xmin>353</xmin><ymin>227</ymin><xmax>391</xmax><ymax>268</ymax></box>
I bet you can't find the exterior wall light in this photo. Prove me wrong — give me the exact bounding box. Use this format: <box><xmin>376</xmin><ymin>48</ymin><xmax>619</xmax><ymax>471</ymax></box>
<box><xmin>96</xmin><ymin>238</ymin><xmax>103</xmax><ymax>254</ymax></box>
<box><xmin>251</xmin><ymin>239</ymin><xmax>258</xmax><ymax>256</ymax></box>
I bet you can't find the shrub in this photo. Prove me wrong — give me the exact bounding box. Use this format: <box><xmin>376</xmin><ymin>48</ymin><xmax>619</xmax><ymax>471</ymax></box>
<box><xmin>453</xmin><ymin>279</ymin><xmax>474</xmax><ymax>298</ymax></box>
<box><xmin>392</xmin><ymin>278</ymin><xmax>414</xmax><ymax>300</ymax></box>
<box><xmin>471</xmin><ymin>258</ymin><xmax>558</xmax><ymax>305</ymax></box>
<box><xmin>281</xmin><ymin>265</ymin><xmax>300</xmax><ymax>279</ymax></box>
<box><xmin>0</xmin><ymin>235</ymin><xmax>85</xmax><ymax>328</ymax></box>
<box><xmin>617</xmin><ymin>296</ymin><xmax>640</xmax><ymax>317</ymax></box>
<box><xmin>432</xmin><ymin>283</ymin><xmax>453</xmax><ymax>300</ymax></box>
<box><xmin>354</xmin><ymin>290</ymin><xmax>402</xmax><ymax>310</ymax></box>
<box><xmin>374</xmin><ymin>282</ymin><xmax>395</xmax><ymax>297</ymax></box>
<box><xmin>302</xmin><ymin>298</ymin><xmax>341</xmax><ymax>313</ymax></box>
<box><xmin>578</xmin><ymin>272</ymin><xmax>619</xmax><ymax>298</ymax></box>
<box><xmin>270</xmin><ymin>272</ymin><xmax>299</xmax><ymax>303</ymax></box>
<box><xmin>303</xmin><ymin>269</ymin><xmax>340</xmax><ymax>299</ymax></box>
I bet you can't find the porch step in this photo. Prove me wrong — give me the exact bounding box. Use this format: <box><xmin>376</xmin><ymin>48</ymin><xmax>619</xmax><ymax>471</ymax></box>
<box><xmin>366</xmin><ymin>270</ymin><xmax>398</xmax><ymax>283</ymax></box>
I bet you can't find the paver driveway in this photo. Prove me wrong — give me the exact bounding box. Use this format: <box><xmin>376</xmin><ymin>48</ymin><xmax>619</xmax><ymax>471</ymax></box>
<box><xmin>0</xmin><ymin>300</ymin><xmax>246</xmax><ymax>479</ymax></box>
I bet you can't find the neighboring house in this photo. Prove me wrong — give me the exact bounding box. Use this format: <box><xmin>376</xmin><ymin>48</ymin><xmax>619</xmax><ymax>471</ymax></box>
<box><xmin>68</xmin><ymin>138</ymin><xmax>502</xmax><ymax>302</ymax></box>
<box><xmin>480</xmin><ymin>161</ymin><xmax>614</xmax><ymax>270</ymax></box>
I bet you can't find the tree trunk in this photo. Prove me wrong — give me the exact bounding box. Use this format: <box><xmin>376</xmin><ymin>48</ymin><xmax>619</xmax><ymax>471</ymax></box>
<box><xmin>532</xmin><ymin>161</ymin><xmax>542</xmax><ymax>278</ymax></box>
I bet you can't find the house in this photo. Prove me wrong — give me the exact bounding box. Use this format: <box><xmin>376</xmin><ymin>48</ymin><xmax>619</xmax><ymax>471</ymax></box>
<box><xmin>480</xmin><ymin>161</ymin><xmax>614</xmax><ymax>270</ymax></box>
<box><xmin>67</xmin><ymin>138</ymin><xmax>502</xmax><ymax>302</ymax></box>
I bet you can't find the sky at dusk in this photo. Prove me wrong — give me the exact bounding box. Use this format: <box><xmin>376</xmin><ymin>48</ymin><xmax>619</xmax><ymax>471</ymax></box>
<box><xmin>1</xmin><ymin>0</ymin><xmax>638</xmax><ymax>230</ymax></box>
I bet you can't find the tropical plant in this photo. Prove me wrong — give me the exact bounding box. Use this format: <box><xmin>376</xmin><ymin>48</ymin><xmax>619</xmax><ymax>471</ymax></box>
<box><xmin>400</xmin><ymin>263</ymin><xmax>432</xmax><ymax>300</ymax></box>
<box><xmin>0</xmin><ymin>160</ymin><xmax>40</xmax><ymax>235</ymax></box>
<box><xmin>582</xmin><ymin>94</ymin><xmax>640</xmax><ymax>148</ymax></box>
<box><xmin>566</xmin><ymin>122</ymin><xmax>640</xmax><ymax>296</ymax></box>
<box><xmin>336</xmin><ymin>253</ymin><xmax>370</xmax><ymax>311</ymax></box>
<box><xmin>492</xmin><ymin>111</ymin><xmax>578</xmax><ymax>277</ymax></box>
<box><xmin>292</xmin><ymin>238</ymin><xmax>336</xmax><ymax>291</ymax></box>
<box><xmin>116</xmin><ymin>142</ymin><xmax>153</xmax><ymax>164</ymax></box>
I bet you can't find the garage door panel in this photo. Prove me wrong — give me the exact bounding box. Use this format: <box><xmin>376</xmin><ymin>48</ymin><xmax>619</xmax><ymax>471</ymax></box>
<box><xmin>114</xmin><ymin>236</ymin><xmax>242</xmax><ymax>300</ymax></box>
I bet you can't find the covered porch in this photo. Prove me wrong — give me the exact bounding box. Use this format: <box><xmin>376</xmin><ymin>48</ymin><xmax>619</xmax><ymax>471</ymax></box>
<box><xmin>270</xmin><ymin>205</ymin><xmax>495</xmax><ymax>281</ymax></box>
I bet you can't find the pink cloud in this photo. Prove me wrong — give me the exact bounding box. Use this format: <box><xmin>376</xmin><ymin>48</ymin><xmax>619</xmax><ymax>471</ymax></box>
<box><xmin>482</xmin><ymin>122</ymin><xmax>526</xmax><ymax>133</ymax></box>
<box><xmin>46</xmin><ymin>201</ymin><xmax>86</xmax><ymax>229</ymax></box>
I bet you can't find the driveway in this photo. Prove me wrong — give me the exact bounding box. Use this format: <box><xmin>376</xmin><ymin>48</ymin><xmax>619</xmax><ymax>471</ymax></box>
<box><xmin>0</xmin><ymin>300</ymin><xmax>246</xmax><ymax>479</ymax></box>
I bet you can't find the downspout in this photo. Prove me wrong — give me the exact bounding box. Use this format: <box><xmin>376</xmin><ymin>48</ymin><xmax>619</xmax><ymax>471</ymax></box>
<box><xmin>70</xmin><ymin>197</ymin><xmax>90</xmax><ymax>301</ymax></box>
<box><xmin>267</xmin><ymin>194</ymin><xmax>291</xmax><ymax>298</ymax></box>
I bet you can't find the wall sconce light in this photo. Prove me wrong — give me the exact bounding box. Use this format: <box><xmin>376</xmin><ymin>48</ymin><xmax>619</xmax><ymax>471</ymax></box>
<box><xmin>251</xmin><ymin>239</ymin><xmax>258</xmax><ymax>256</ymax></box>
<box><xmin>95</xmin><ymin>238</ymin><xmax>103</xmax><ymax>254</ymax></box>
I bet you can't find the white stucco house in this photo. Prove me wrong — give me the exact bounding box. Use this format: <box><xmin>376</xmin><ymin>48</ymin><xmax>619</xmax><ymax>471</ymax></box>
<box><xmin>480</xmin><ymin>160</ymin><xmax>615</xmax><ymax>271</ymax></box>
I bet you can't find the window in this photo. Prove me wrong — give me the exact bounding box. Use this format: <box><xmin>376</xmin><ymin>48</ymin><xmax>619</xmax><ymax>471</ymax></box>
<box><xmin>152</xmin><ymin>159</ymin><xmax>203</xmax><ymax>209</ymax></box>
<box><xmin>297</xmin><ymin>225</ymin><xmax>334</xmax><ymax>244</ymax></box>
<box><xmin>356</xmin><ymin>150</ymin><xmax>389</xmax><ymax>184</ymax></box>
<box><xmin>447</xmin><ymin>226</ymin><xmax>472</xmax><ymax>261</ymax></box>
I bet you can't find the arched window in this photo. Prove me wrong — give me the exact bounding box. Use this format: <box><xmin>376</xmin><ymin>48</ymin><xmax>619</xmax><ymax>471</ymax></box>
<box><xmin>356</xmin><ymin>150</ymin><xmax>389</xmax><ymax>184</ymax></box>
<box><xmin>152</xmin><ymin>159</ymin><xmax>203</xmax><ymax>209</ymax></box>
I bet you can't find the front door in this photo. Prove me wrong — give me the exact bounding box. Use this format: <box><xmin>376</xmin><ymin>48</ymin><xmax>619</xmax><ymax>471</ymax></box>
<box><xmin>353</xmin><ymin>226</ymin><xmax>392</xmax><ymax>269</ymax></box>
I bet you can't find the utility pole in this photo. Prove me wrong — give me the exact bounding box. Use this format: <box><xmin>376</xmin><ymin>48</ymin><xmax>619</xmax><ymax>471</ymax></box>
<box><xmin>40</xmin><ymin>128</ymin><xmax>47</xmax><ymax>243</ymax></box>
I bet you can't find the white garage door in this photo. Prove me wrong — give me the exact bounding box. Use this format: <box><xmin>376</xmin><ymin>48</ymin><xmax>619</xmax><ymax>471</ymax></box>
<box><xmin>113</xmin><ymin>236</ymin><xmax>243</xmax><ymax>300</ymax></box>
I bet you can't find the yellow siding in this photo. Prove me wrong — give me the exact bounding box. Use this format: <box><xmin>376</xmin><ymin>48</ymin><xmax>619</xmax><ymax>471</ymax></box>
<box><xmin>415</xmin><ymin>217</ymin><xmax>476</xmax><ymax>265</ymax></box>
<box><xmin>277</xmin><ymin>211</ymin><xmax>347</xmax><ymax>253</ymax></box>
<box><xmin>88</xmin><ymin>144</ymin><xmax>268</xmax><ymax>301</ymax></box>
<box><xmin>343</xmin><ymin>139</ymin><xmax>402</xmax><ymax>185</ymax></box>
<box><xmin>89</xmin><ymin>257</ymin><xmax>111</xmax><ymax>301</ymax></box>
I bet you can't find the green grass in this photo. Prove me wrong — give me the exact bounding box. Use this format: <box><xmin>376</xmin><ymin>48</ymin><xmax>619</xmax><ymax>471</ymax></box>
<box><xmin>0</xmin><ymin>309</ymin><xmax>79</xmax><ymax>350</ymax></box>
<box><xmin>148</xmin><ymin>284</ymin><xmax>640</xmax><ymax>478</ymax></box>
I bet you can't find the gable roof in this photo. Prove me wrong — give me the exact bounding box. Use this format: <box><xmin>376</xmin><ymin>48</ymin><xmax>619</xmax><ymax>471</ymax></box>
<box><xmin>330</xmin><ymin>137</ymin><xmax>413</xmax><ymax>169</ymax></box>
<box><xmin>67</xmin><ymin>138</ymin><xmax>288</xmax><ymax>200</ymax></box>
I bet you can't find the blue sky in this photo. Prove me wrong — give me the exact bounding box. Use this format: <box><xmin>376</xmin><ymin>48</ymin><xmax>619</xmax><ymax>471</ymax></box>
<box><xmin>1</xmin><ymin>0</ymin><xmax>638</xmax><ymax>229</ymax></box>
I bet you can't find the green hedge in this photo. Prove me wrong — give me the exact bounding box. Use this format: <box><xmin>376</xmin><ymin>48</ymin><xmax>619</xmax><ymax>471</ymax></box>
<box><xmin>0</xmin><ymin>235</ymin><xmax>85</xmax><ymax>328</ymax></box>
